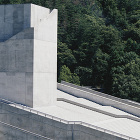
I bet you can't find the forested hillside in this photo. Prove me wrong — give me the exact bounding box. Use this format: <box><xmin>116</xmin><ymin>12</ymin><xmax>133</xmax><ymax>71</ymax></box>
<box><xmin>0</xmin><ymin>0</ymin><xmax>140</xmax><ymax>102</ymax></box>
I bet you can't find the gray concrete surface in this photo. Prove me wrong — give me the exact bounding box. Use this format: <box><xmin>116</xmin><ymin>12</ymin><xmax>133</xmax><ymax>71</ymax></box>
<box><xmin>0</xmin><ymin>101</ymin><xmax>125</xmax><ymax>140</ymax></box>
<box><xmin>0</xmin><ymin>4</ymin><xmax>57</xmax><ymax>107</ymax></box>
<box><xmin>0</xmin><ymin>4</ymin><xmax>31</xmax><ymax>42</ymax></box>
<box><xmin>0</xmin><ymin>121</ymin><xmax>52</xmax><ymax>140</ymax></box>
<box><xmin>58</xmin><ymin>82</ymin><xmax>140</xmax><ymax>117</ymax></box>
<box><xmin>57</xmin><ymin>97</ymin><xmax>140</xmax><ymax>123</ymax></box>
<box><xmin>0</xmin><ymin>4</ymin><xmax>137</xmax><ymax>140</ymax></box>
<box><xmin>61</xmin><ymin>81</ymin><xmax>140</xmax><ymax>108</ymax></box>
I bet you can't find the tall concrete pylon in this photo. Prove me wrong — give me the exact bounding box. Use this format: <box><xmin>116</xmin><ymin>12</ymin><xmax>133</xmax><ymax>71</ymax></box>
<box><xmin>0</xmin><ymin>4</ymin><xmax>58</xmax><ymax>107</ymax></box>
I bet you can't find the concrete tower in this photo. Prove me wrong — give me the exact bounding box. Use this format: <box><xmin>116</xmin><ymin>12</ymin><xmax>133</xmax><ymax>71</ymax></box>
<box><xmin>0</xmin><ymin>4</ymin><xmax>58</xmax><ymax>107</ymax></box>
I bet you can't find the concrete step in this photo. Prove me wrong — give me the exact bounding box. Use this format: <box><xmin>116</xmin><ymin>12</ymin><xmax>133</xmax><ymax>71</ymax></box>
<box><xmin>58</xmin><ymin>83</ymin><xmax>140</xmax><ymax>117</ymax></box>
<box><xmin>57</xmin><ymin>90</ymin><xmax>140</xmax><ymax>123</ymax></box>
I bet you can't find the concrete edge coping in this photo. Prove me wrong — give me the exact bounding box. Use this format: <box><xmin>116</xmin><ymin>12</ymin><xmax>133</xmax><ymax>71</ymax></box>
<box><xmin>57</xmin><ymin>98</ymin><xmax>140</xmax><ymax>123</ymax></box>
<box><xmin>60</xmin><ymin>81</ymin><xmax>140</xmax><ymax>108</ymax></box>
<box><xmin>0</xmin><ymin>120</ymin><xmax>53</xmax><ymax>140</ymax></box>
<box><xmin>57</xmin><ymin>83</ymin><xmax>140</xmax><ymax>110</ymax></box>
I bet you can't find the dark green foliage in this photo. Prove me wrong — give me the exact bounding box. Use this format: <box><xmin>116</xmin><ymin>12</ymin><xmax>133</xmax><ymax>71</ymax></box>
<box><xmin>111</xmin><ymin>53</ymin><xmax>140</xmax><ymax>101</ymax></box>
<box><xmin>0</xmin><ymin>0</ymin><xmax>140</xmax><ymax>102</ymax></box>
<box><xmin>0</xmin><ymin>0</ymin><xmax>10</xmax><ymax>4</ymax></box>
<box><xmin>92</xmin><ymin>49</ymin><xmax>110</xmax><ymax>88</ymax></box>
<box><xmin>58</xmin><ymin>42</ymin><xmax>76</xmax><ymax>67</ymax></box>
<box><xmin>9</xmin><ymin>0</ymin><xmax>22</xmax><ymax>4</ymax></box>
<box><xmin>74</xmin><ymin>66</ymin><xmax>92</xmax><ymax>86</ymax></box>
<box><xmin>59</xmin><ymin>65</ymin><xmax>80</xmax><ymax>85</ymax></box>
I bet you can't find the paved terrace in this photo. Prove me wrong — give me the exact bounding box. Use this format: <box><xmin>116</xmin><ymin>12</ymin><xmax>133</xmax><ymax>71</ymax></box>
<box><xmin>33</xmin><ymin>89</ymin><xmax>140</xmax><ymax>140</ymax></box>
<box><xmin>0</xmin><ymin>83</ymin><xmax>140</xmax><ymax>139</ymax></box>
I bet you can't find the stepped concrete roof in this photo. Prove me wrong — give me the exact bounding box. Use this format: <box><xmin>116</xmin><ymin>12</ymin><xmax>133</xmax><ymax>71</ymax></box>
<box><xmin>34</xmin><ymin>89</ymin><xmax>140</xmax><ymax>140</ymax></box>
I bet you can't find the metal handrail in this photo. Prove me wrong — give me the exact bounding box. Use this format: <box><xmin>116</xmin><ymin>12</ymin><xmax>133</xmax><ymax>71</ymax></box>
<box><xmin>0</xmin><ymin>97</ymin><xmax>138</xmax><ymax>140</ymax></box>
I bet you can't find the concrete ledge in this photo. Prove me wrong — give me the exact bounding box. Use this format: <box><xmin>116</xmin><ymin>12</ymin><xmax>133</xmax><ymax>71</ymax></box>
<box><xmin>57</xmin><ymin>98</ymin><xmax>140</xmax><ymax>123</ymax></box>
<box><xmin>0</xmin><ymin>98</ymin><xmax>134</xmax><ymax>140</ymax></box>
<box><xmin>61</xmin><ymin>81</ymin><xmax>140</xmax><ymax>108</ymax></box>
<box><xmin>57</xmin><ymin>83</ymin><xmax>140</xmax><ymax>117</ymax></box>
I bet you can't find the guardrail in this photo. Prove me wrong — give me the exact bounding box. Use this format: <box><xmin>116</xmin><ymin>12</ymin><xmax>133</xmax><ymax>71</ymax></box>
<box><xmin>60</xmin><ymin>81</ymin><xmax>140</xmax><ymax>108</ymax></box>
<box><xmin>0</xmin><ymin>120</ymin><xmax>53</xmax><ymax>140</ymax></box>
<box><xmin>0</xmin><ymin>97</ymin><xmax>138</xmax><ymax>140</ymax></box>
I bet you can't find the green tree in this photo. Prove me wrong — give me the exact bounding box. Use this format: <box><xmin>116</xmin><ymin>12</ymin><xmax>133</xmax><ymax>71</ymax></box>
<box><xmin>111</xmin><ymin>52</ymin><xmax>140</xmax><ymax>101</ymax></box>
<box><xmin>59</xmin><ymin>65</ymin><xmax>80</xmax><ymax>85</ymax></box>
<box><xmin>57</xmin><ymin>41</ymin><xmax>76</xmax><ymax>79</ymax></box>
<box><xmin>0</xmin><ymin>0</ymin><xmax>139</xmax><ymax>102</ymax></box>
<box><xmin>92</xmin><ymin>49</ymin><xmax>110</xmax><ymax>88</ymax></box>
<box><xmin>75</xmin><ymin>66</ymin><xmax>92</xmax><ymax>86</ymax></box>
<box><xmin>10</xmin><ymin>0</ymin><xmax>22</xmax><ymax>4</ymax></box>
<box><xmin>58</xmin><ymin>41</ymin><xmax>76</xmax><ymax>68</ymax></box>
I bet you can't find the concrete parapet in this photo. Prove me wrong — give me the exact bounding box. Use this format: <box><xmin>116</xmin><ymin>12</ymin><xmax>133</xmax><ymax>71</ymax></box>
<box><xmin>61</xmin><ymin>81</ymin><xmax>140</xmax><ymax>108</ymax></box>
<box><xmin>58</xmin><ymin>82</ymin><xmax>140</xmax><ymax>117</ymax></box>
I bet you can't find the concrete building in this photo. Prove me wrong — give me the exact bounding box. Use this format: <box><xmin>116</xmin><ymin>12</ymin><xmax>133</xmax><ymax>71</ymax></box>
<box><xmin>0</xmin><ymin>3</ymin><xmax>140</xmax><ymax>140</ymax></box>
<box><xmin>0</xmin><ymin>4</ymin><xmax>57</xmax><ymax>107</ymax></box>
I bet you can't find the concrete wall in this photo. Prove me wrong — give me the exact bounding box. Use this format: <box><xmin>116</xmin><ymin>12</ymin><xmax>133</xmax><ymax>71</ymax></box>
<box><xmin>58</xmin><ymin>83</ymin><xmax>140</xmax><ymax>117</ymax></box>
<box><xmin>61</xmin><ymin>81</ymin><xmax>140</xmax><ymax>108</ymax></box>
<box><xmin>0</xmin><ymin>102</ymin><xmax>125</xmax><ymax>140</ymax></box>
<box><xmin>33</xmin><ymin>9</ymin><xmax>58</xmax><ymax>107</ymax></box>
<box><xmin>0</xmin><ymin>4</ymin><xmax>50</xmax><ymax>41</ymax></box>
<box><xmin>0</xmin><ymin>121</ymin><xmax>50</xmax><ymax>140</ymax></box>
<box><xmin>0</xmin><ymin>38</ymin><xmax>33</xmax><ymax>107</ymax></box>
<box><xmin>31</xmin><ymin>4</ymin><xmax>50</xmax><ymax>27</ymax></box>
<box><xmin>0</xmin><ymin>4</ymin><xmax>31</xmax><ymax>42</ymax></box>
<box><xmin>0</xmin><ymin>4</ymin><xmax>57</xmax><ymax>107</ymax></box>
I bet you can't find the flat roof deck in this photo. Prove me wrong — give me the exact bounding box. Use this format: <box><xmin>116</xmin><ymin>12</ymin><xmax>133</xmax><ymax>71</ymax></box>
<box><xmin>34</xmin><ymin>90</ymin><xmax>140</xmax><ymax>140</ymax></box>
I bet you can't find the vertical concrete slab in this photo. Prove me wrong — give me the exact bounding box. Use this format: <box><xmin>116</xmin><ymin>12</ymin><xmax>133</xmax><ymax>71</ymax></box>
<box><xmin>33</xmin><ymin>7</ymin><xmax>58</xmax><ymax>107</ymax></box>
<box><xmin>0</xmin><ymin>4</ymin><xmax>31</xmax><ymax>42</ymax></box>
<box><xmin>31</xmin><ymin>4</ymin><xmax>50</xmax><ymax>28</ymax></box>
<box><xmin>0</xmin><ymin>4</ymin><xmax>58</xmax><ymax>107</ymax></box>
<box><xmin>0</xmin><ymin>5</ymin><xmax>4</xmax><ymax>22</ymax></box>
<box><xmin>25</xmin><ymin>72</ymin><xmax>33</xmax><ymax>107</ymax></box>
<box><xmin>24</xmin><ymin>4</ymin><xmax>31</xmax><ymax>28</ymax></box>
<box><xmin>0</xmin><ymin>6</ymin><xmax>5</xmax><ymax>41</ymax></box>
<box><xmin>5</xmin><ymin>5</ymin><xmax>14</xmax><ymax>23</ymax></box>
<box><xmin>13</xmin><ymin>4</ymin><xmax>24</xmax><ymax>35</ymax></box>
<box><xmin>0</xmin><ymin>24</ymin><xmax>4</xmax><ymax>41</ymax></box>
<box><xmin>34</xmin><ymin>9</ymin><xmax>58</xmax><ymax>43</ymax></box>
